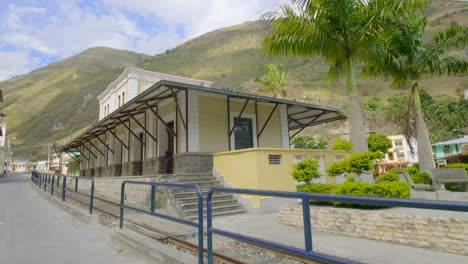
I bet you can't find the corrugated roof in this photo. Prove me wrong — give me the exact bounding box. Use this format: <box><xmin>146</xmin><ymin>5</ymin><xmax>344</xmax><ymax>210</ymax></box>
<box><xmin>432</xmin><ymin>137</ymin><xmax>468</xmax><ymax>146</ymax></box>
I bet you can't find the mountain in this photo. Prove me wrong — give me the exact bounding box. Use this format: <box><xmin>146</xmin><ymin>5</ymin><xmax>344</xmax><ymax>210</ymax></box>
<box><xmin>1</xmin><ymin>1</ymin><xmax>467</xmax><ymax>160</ymax></box>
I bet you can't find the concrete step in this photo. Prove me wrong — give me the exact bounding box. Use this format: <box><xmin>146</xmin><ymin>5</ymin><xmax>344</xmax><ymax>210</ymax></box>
<box><xmin>176</xmin><ymin>193</ymin><xmax>233</xmax><ymax>202</ymax></box>
<box><xmin>183</xmin><ymin>204</ymin><xmax>244</xmax><ymax>216</ymax></box>
<box><xmin>171</xmin><ymin>185</ymin><xmax>223</xmax><ymax>194</ymax></box>
<box><xmin>179</xmin><ymin>199</ymin><xmax>238</xmax><ymax>210</ymax></box>
<box><xmin>186</xmin><ymin>208</ymin><xmax>246</xmax><ymax>220</ymax></box>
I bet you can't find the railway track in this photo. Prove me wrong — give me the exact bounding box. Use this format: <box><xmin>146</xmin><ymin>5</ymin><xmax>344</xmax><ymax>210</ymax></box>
<box><xmin>39</xmin><ymin>181</ymin><xmax>318</xmax><ymax>264</ymax></box>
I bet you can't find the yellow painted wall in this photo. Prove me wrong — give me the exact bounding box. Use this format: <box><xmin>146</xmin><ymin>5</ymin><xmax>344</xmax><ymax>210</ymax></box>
<box><xmin>214</xmin><ymin>148</ymin><xmax>350</xmax><ymax>207</ymax></box>
<box><xmin>198</xmin><ymin>95</ymin><xmax>282</xmax><ymax>152</ymax></box>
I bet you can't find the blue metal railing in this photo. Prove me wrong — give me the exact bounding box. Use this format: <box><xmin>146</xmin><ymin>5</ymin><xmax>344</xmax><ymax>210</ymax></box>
<box><xmin>120</xmin><ymin>181</ymin><xmax>204</xmax><ymax>264</ymax></box>
<box><xmin>30</xmin><ymin>171</ymin><xmax>95</xmax><ymax>215</ymax></box>
<box><xmin>62</xmin><ymin>175</ymin><xmax>95</xmax><ymax>214</ymax></box>
<box><xmin>206</xmin><ymin>187</ymin><xmax>468</xmax><ymax>264</ymax></box>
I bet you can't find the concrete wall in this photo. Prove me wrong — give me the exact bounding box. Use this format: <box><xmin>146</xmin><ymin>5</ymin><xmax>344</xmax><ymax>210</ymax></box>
<box><xmin>280</xmin><ymin>205</ymin><xmax>468</xmax><ymax>256</ymax></box>
<box><xmin>213</xmin><ymin>148</ymin><xmax>349</xmax><ymax>209</ymax></box>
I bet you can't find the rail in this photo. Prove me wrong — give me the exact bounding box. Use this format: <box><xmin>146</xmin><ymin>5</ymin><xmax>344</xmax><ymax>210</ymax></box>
<box><xmin>62</xmin><ymin>175</ymin><xmax>95</xmax><ymax>214</ymax></box>
<box><xmin>120</xmin><ymin>180</ymin><xmax>204</xmax><ymax>264</ymax></box>
<box><xmin>206</xmin><ymin>187</ymin><xmax>468</xmax><ymax>264</ymax></box>
<box><xmin>31</xmin><ymin>171</ymin><xmax>95</xmax><ymax>215</ymax></box>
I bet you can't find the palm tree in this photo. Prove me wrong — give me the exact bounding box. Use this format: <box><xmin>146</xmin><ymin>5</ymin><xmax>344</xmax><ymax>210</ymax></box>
<box><xmin>262</xmin><ymin>0</ymin><xmax>428</xmax><ymax>152</ymax></box>
<box><xmin>362</xmin><ymin>16</ymin><xmax>467</xmax><ymax>175</ymax></box>
<box><xmin>255</xmin><ymin>63</ymin><xmax>288</xmax><ymax>98</ymax></box>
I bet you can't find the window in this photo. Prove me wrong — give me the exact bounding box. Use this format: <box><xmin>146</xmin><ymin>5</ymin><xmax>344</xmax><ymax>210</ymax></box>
<box><xmin>269</xmin><ymin>154</ymin><xmax>281</xmax><ymax>165</ymax></box>
<box><xmin>234</xmin><ymin>117</ymin><xmax>253</xmax><ymax>150</ymax></box>
<box><xmin>394</xmin><ymin>140</ymin><xmax>403</xmax><ymax>146</ymax></box>
<box><xmin>396</xmin><ymin>152</ymin><xmax>405</xmax><ymax>158</ymax></box>
<box><xmin>293</xmin><ymin>155</ymin><xmax>306</xmax><ymax>163</ymax></box>
<box><xmin>388</xmin><ymin>152</ymin><xmax>394</xmax><ymax>160</ymax></box>
<box><xmin>443</xmin><ymin>145</ymin><xmax>452</xmax><ymax>155</ymax></box>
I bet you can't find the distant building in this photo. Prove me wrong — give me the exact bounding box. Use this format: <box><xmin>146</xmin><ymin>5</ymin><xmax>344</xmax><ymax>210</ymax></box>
<box><xmin>432</xmin><ymin>136</ymin><xmax>468</xmax><ymax>166</ymax></box>
<box><xmin>383</xmin><ymin>135</ymin><xmax>418</xmax><ymax>169</ymax></box>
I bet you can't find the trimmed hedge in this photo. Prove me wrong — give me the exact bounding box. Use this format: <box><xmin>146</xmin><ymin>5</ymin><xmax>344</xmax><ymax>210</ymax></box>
<box><xmin>297</xmin><ymin>180</ymin><xmax>410</xmax><ymax>208</ymax></box>
<box><xmin>376</xmin><ymin>172</ymin><xmax>399</xmax><ymax>182</ymax></box>
<box><xmin>389</xmin><ymin>166</ymin><xmax>432</xmax><ymax>185</ymax></box>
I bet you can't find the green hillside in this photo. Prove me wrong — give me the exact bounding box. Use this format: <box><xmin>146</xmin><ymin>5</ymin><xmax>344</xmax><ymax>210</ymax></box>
<box><xmin>1</xmin><ymin>1</ymin><xmax>467</xmax><ymax>160</ymax></box>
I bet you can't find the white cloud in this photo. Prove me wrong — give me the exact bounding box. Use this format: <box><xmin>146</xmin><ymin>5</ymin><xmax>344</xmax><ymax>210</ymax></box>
<box><xmin>0</xmin><ymin>50</ymin><xmax>38</xmax><ymax>80</ymax></box>
<box><xmin>0</xmin><ymin>0</ymin><xmax>288</xmax><ymax>80</ymax></box>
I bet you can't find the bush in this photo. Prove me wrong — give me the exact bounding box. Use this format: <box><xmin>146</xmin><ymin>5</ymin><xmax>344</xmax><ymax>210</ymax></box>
<box><xmin>291</xmin><ymin>159</ymin><xmax>322</xmax><ymax>184</ymax></box>
<box><xmin>331</xmin><ymin>137</ymin><xmax>353</xmax><ymax>151</ymax></box>
<box><xmin>376</xmin><ymin>172</ymin><xmax>399</xmax><ymax>182</ymax></box>
<box><xmin>367</xmin><ymin>134</ymin><xmax>393</xmax><ymax>154</ymax></box>
<box><xmin>445</xmin><ymin>163</ymin><xmax>468</xmax><ymax>171</ymax></box>
<box><xmin>412</xmin><ymin>172</ymin><xmax>432</xmax><ymax>185</ymax></box>
<box><xmin>327</xmin><ymin>151</ymin><xmax>383</xmax><ymax>176</ymax></box>
<box><xmin>297</xmin><ymin>181</ymin><xmax>410</xmax><ymax>208</ymax></box>
<box><xmin>291</xmin><ymin>136</ymin><xmax>328</xmax><ymax>149</ymax></box>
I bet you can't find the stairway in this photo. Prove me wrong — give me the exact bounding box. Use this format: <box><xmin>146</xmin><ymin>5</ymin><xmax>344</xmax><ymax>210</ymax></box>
<box><xmin>161</xmin><ymin>173</ymin><xmax>245</xmax><ymax>220</ymax></box>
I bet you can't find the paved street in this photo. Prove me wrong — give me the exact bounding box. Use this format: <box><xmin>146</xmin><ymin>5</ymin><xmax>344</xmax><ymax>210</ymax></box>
<box><xmin>0</xmin><ymin>173</ymin><xmax>149</xmax><ymax>264</ymax></box>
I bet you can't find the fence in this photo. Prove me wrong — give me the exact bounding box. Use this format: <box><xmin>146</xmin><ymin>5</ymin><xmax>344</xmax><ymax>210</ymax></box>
<box><xmin>30</xmin><ymin>173</ymin><xmax>468</xmax><ymax>264</ymax></box>
<box><xmin>119</xmin><ymin>180</ymin><xmax>204</xmax><ymax>264</ymax></box>
<box><xmin>206</xmin><ymin>187</ymin><xmax>468</xmax><ymax>264</ymax></box>
<box><xmin>31</xmin><ymin>171</ymin><xmax>95</xmax><ymax>214</ymax></box>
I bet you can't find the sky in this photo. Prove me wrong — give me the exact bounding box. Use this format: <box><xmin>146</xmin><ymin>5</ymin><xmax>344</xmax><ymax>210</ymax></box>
<box><xmin>0</xmin><ymin>0</ymin><xmax>287</xmax><ymax>81</ymax></box>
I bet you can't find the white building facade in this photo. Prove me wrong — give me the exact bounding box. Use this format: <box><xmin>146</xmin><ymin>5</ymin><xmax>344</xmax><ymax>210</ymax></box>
<box><xmin>384</xmin><ymin>135</ymin><xmax>418</xmax><ymax>167</ymax></box>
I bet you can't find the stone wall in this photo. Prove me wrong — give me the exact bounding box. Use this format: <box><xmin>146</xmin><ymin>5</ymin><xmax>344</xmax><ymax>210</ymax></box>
<box><xmin>279</xmin><ymin>205</ymin><xmax>468</xmax><ymax>255</ymax></box>
<box><xmin>174</xmin><ymin>152</ymin><xmax>213</xmax><ymax>174</ymax></box>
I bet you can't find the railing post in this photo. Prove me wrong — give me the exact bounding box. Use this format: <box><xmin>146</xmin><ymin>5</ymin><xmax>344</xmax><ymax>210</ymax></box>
<box><xmin>302</xmin><ymin>198</ymin><xmax>313</xmax><ymax>254</ymax></box>
<box><xmin>44</xmin><ymin>175</ymin><xmax>47</xmax><ymax>192</ymax></box>
<box><xmin>120</xmin><ymin>182</ymin><xmax>126</xmax><ymax>229</ymax></box>
<box><xmin>75</xmin><ymin>178</ymin><xmax>78</xmax><ymax>192</ymax></box>
<box><xmin>57</xmin><ymin>174</ymin><xmax>60</xmax><ymax>187</ymax></box>
<box><xmin>196</xmin><ymin>186</ymin><xmax>204</xmax><ymax>264</ymax></box>
<box><xmin>89</xmin><ymin>178</ymin><xmax>95</xmax><ymax>215</ymax></box>
<box><xmin>150</xmin><ymin>185</ymin><xmax>156</xmax><ymax>213</ymax></box>
<box><xmin>207</xmin><ymin>190</ymin><xmax>214</xmax><ymax>264</ymax></box>
<box><xmin>62</xmin><ymin>176</ymin><xmax>67</xmax><ymax>201</ymax></box>
<box><xmin>51</xmin><ymin>174</ymin><xmax>55</xmax><ymax>196</ymax></box>
<box><xmin>39</xmin><ymin>174</ymin><xmax>41</xmax><ymax>188</ymax></box>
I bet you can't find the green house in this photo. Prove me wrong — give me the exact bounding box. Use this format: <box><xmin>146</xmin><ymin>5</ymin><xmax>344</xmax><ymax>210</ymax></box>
<box><xmin>432</xmin><ymin>137</ymin><xmax>468</xmax><ymax>166</ymax></box>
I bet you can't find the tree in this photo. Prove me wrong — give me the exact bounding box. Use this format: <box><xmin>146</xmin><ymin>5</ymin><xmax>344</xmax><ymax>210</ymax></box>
<box><xmin>331</xmin><ymin>137</ymin><xmax>352</xmax><ymax>151</ymax></box>
<box><xmin>291</xmin><ymin>136</ymin><xmax>327</xmax><ymax>149</ymax></box>
<box><xmin>262</xmin><ymin>0</ymin><xmax>428</xmax><ymax>152</ymax></box>
<box><xmin>367</xmin><ymin>134</ymin><xmax>393</xmax><ymax>154</ymax></box>
<box><xmin>362</xmin><ymin>16</ymin><xmax>468</xmax><ymax>174</ymax></box>
<box><xmin>292</xmin><ymin>159</ymin><xmax>322</xmax><ymax>184</ymax></box>
<box><xmin>254</xmin><ymin>63</ymin><xmax>288</xmax><ymax>98</ymax></box>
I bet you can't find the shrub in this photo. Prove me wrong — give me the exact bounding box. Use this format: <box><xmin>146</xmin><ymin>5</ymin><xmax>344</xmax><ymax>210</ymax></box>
<box><xmin>291</xmin><ymin>136</ymin><xmax>328</xmax><ymax>149</ymax></box>
<box><xmin>291</xmin><ymin>159</ymin><xmax>322</xmax><ymax>184</ymax></box>
<box><xmin>376</xmin><ymin>172</ymin><xmax>399</xmax><ymax>182</ymax></box>
<box><xmin>445</xmin><ymin>163</ymin><xmax>468</xmax><ymax>171</ymax></box>
<box><xmin>297</xmin><ymin>181</ymin><xmax>410</xmax><ymax>208</ymax></box>
<box><xmin>412</xmin><ymin>172</ymin><xmax>432</xmax><ymax>185</ymax></box>
<box><xmin>331</xmin><ymin>137</ymin><xmax>353</xmax><ymax>151</ymax></box>
<box><xmin>327</xmin><ymin>151</ymin><xmax>383</xmax><ymax>176</ymax></box>
<box><xmin>367</xmin><ymin>134</ymin><xmax>393</xmax><ymax>154</ymax></box>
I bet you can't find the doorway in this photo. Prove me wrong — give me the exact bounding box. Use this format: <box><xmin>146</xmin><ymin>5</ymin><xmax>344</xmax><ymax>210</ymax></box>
<box><xmin>234</xmin><ymin>117</ymin><xmax>253</xmax><ymax>150</ymax></box>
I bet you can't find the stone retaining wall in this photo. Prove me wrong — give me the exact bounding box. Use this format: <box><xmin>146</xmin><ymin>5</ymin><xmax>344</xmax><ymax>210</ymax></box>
<box><xmin>279</xmin><ymin>205</ymin><xmax>468</xmax><ymax>255</ymax></box>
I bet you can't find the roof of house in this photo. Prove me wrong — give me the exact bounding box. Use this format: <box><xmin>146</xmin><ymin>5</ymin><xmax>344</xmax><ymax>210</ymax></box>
<box><xmin>432</xmin><ymin>137</ymin><xmax>468</xmax><ymax>146</ymax></box>
<box><xmin>62</xmin><ymin>79</ymin><xmax>346</xmax><ymax>150</ymax></box>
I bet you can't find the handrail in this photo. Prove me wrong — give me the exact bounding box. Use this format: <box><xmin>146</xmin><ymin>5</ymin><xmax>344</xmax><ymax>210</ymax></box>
<box><xmin>206</xmin><ymin>187</ymin><xmax>468</xmax><ymax>264</ymax></box>
<box><xmin>120</xmin><ymin>180</ymin><xmax>204</xmax><ymax>264</ymax></box>
<box><xmin>62</xmin><ymin>175</ymin><xmax>95</xmax><ymax>214</ymax></box>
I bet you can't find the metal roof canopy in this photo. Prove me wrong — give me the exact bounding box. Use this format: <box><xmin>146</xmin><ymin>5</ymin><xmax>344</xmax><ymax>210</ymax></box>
<box><xmin>62</xmin><ymin>80</ymin><xmax>346</xmax><ymax>151</ymax></box>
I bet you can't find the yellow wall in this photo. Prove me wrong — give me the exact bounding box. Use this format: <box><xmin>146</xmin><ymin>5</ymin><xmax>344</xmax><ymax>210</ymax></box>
<box><xmin>199</xmin><ymin>95</ymin><xmax>282</xmax><ymax>153</ymax></box>
<box><xmin>214</xmin><ymin>148</ymin><xmax>349</xmax><ymax>208</ymax></box>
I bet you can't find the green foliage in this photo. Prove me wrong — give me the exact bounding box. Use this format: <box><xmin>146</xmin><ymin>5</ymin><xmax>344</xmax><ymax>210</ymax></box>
<box><xmin>365</xmin><ymin>96</ymin><xmax>383</xmax><ymax>111</ymax></box>
<box><xmin>331</xmin><ymin>137</ymin><xmax>353</xmax><ymax>151</ymax></box>
<box><xmin>376</xmin><ymin>172</ymin><xmax>399</xmax><ymax>182</ymax></box>
<box><xmin>291</xmin><ymin>136</ymin><xmax>327</xmax><ymax>149</ymax></box>
<box><xmin>445</xmin><ymin>163</ymin><xmax>468</xmax><ymax>171</ymax></box>
<box><xmin>291</xmin><ymin>159</ymin><xmax>322</xmax><ymax>184</ymax></box>
<box><xmin>254</xmin><ymin>63</ymin><xmax>288</xmax><ymax>98</ymax></box>
<box><xmin>298</xmin><ymin>181</ymin><xmax>410</xmax><ymax>208</ymax></box>
<box><xmin>327</xmin><ymin>151</ymin><xmax>383</xmax><ymax>176</ymax></box>
<box><xmin>389</xmin><ymin>164</ymin><xmax>432</xmax><ymax>184</ymax></box>
<box><xmin>367</xmin><ymin>134</ymin><xmax>393</xmax><ymax>154</ymax></box>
